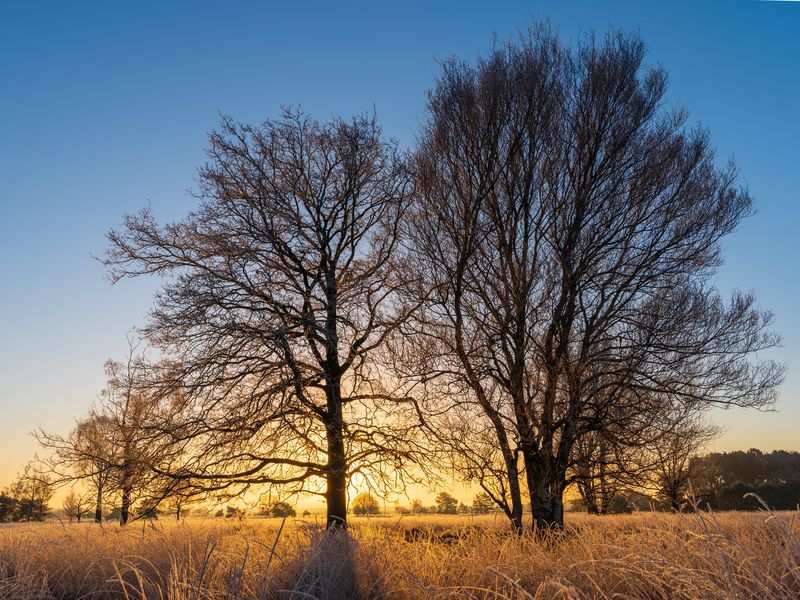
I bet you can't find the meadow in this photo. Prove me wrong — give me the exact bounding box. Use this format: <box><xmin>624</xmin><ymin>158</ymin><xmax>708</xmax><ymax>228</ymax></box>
<box><xmin>1</xmin><ymin>510</ymin><xmax>798</xmax><ymax>599</ymax></box>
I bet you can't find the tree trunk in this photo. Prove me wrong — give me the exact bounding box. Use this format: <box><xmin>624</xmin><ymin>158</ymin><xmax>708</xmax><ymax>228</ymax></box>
<box><xmin>577</xmin><ymin>477</ymin><xmax>600</xmax><ymax>514</ymax></box>
<box><xmin>95</xmin><ymin>483</ymin><xmax>103</xmax><ymax>523</ymax></box>
<box><xmin>322</xmin><ymin>268</ymin><xmax>348</xmax><ymax>529</ymax></box>
<box><xmin>120</xmin><ymin>485</ymin><xmax>131</xmax><ymax>525</ymax></box>
<box><xmin>669</xmin><ymin>486</ymin><xmax>682</xmax><ymax>512</ymax></box>
<box><xmin>586</xmin><ymin>485</ymin><xmax>600</xmax><ymax>515</ymax></box>
<box><xmin>325</xmin><ymin>413</ymin><xmax>348</xmax><ymax>528</ymax></box>
<box><xmin>530</xmin><ymin>479</ymin><xmax>565</xmax><ymax>531</ymax></box>
<box><xmin>526</xmin><ymin>458</ymin><xmax>566</xmax><ymax>531</ymax></box>
<box><xmin>325</xmin><ymin>375</ymin><xmax>348</xmax><ymax>528</ymax></box>
<box><xmin>508</xmin><ymin>487</ymin><xmax>524</xmax><ymax>535</ymax></box>
<box><xmin>505</xmin><ymin>460</ymin><xmax>524</xmax><ymax>534</ymax></box>
<box><xmin>598</xmin><ymin>453</ymin><xmax>609</xmax><ymax>515</ymax></box>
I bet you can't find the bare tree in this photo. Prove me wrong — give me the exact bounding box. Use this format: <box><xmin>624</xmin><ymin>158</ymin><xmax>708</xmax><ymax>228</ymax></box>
<box><xmin>646</xmin><ymin>415</ymin><xmax>720</xmax><ymax>511</ymax></box>
<box><xmin>428</xmin><ymin>400</ymin><xmax>524</xmax><ymax>527</ymax></box>
<box><xmin>407</xmin><ymin>26</ymin><xmax>783</xmax><ymax>530</ymax></box>
<box><xmin>100</xmin><ymin>353</ymin><xmax>163</xmax><ymax>525</ymax></box>
<box><xmin>142</xmin><ymin>472</ymin><xmax>210</xmax><ymax>521</ymax></box>
<box><xmin>104</xmin><ymin>110</ymin><xmax>420</xmax><ymax>527</ymax></box>
<box><xmin>572</xmin><ymin>431</ymin><xmax>619</xmax><ymax>515</ymax></box>
<box><xmin>37</xmin><ymin>338</ymin><xmax>165</xmax><ymax>525</ymax></box>
<box><xmin>37</xmin><ymin>411</ymin><xmax>117</xmax><ymax>523</ymax></box>
<box><xmin>39</xmin><ymin>341</ymin><xmax>181</xmax><ymax>526</ymax></box>
<box><xmin>397</xmin><ymin>29</ymin><xmax>564</xmax><ymax>531</ymax></box>
<box><xmin>62</xmin><ymin>489</ymin><xmax>92</xmax><ymax>522</ymax></box>
<box><xmin>570</xmin><ymin>388</ymin><xmax>675</xmax><ymax>515</ymax></box>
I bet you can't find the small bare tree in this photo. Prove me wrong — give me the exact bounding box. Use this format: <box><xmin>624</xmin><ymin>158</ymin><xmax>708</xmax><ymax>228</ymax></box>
<box><xmin>100</xmin><ymin>352</ymin><xmax>164</xmax><ymax>525</ymax></box>
<box><xmin>647</xmin><ymin>415</ymin><xmax>721</xmax><ymax>511</ymax></box>
<box><xmin>38</xmin><ymin>411</ymin><xmax>117</xmax><ymax>523</ymax></box>
<box><xmin>104</xmin><ymin>110</ymin><xmax>421</xmax><ymax>527</ymax></box>
<box><xmin>572</xmin><ymin>431</ymin><xmax>621</xmax><ymax>515</ymax></box>
<box><xmin>62</xmin><ymin>489</ymin><xmax>92</xmax><ymax>522</ymax></box>
<box><xmin>40</xmin><ymin>341</ymin><xmax>184</xmax><ymax>526</ymax></box>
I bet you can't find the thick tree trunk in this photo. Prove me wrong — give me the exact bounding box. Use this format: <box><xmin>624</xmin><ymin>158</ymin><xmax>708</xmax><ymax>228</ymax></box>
<box><xmin>530</xmin><ymin>478</ymin><xmax>565</xmax><ymax>531</ymax></box>
<box><xmin>578</xmin><ymin>477</ymin><xmax>601</xmax><ymax>514</ymax></box>
<box><xmin>322</xmin><ymin>270</ymin><xmax>348</xmax><ymax>529</ymax></box>
<box><xmin>325</xmin><ymin>373</ymin><xmax>348</xmax><ymax>528</ymax></box>
<box><xmin>525</xmin><ymin>457</ymin><xmax>566</xmax><ymax>531</ymax></box>
<box><xmin>669</xmin><ymin>488</ymin><xmax>682</xmax><ymax>512</ymax></box>
<box><xmin>584</xmin><ymin>485</ymin><xmax>600</xmax><ymax>514</ymax></box>
<box><xmin>325</xmin><ymin>412</ymin><xmax>348</xmax><ymax>528</ymax></box>
<box><xmin>598</xmin><ymin>455</ymin><xmax>610</xmax><ymax>515</ymax></box>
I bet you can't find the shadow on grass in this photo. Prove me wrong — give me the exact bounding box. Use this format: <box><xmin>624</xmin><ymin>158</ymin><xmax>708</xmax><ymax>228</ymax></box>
<box><xmin>282</xmin><ymin>526</ymin><xmax>359</xmax><ymax>600</ymax></box>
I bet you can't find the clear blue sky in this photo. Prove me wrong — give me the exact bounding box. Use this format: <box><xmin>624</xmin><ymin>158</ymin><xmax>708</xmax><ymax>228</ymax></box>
<box><xmin>1</xmin><ymin>0</ymin><xmax>798</xmax><ymax>484</ymax></box>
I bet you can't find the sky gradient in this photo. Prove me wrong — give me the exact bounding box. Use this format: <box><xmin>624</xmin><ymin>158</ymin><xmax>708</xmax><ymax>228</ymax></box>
<box><xmin>1</xmin><ymin>0</ymin><xmax>798</xmax><ymax>487</ymax></box>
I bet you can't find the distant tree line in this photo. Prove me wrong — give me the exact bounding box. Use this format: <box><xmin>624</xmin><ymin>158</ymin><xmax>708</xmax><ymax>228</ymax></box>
<box><xmin>393</xmin><ymin>492</ymin><xmax>496</xmax><ymax>516</ymax></box>
<box><xmin>0</xmin><ymin>463</ymin><xmax>53</xmax><ymax>523</ymax></box>
<box><xmin>693</xmin><ymin>449</ymin><xmax>800</xmax><ymax>511</ymax></box>
<box><xmin>20</xmin><ymin>24</ymin><xmax>785</xmax><ymax>532</ymax></box>
<box><xmin>569</xmin><ymin>449</ymin><xmax>800</xmax><ymax>513</ymax></box>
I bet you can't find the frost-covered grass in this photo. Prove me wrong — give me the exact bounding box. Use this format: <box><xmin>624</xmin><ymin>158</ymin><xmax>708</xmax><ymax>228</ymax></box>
<box><xmin>1</xmin><ymin>510</ymin><xmax>798</xmax><ymax>599</ymax></box>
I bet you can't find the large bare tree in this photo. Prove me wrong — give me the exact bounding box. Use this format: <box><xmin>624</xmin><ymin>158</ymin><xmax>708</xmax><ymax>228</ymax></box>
<box><xmin>407</xmin><ymin>27</ymin><xmax>783</xmax><ymax>530</ymax></box>
<box><xmin>104</xmin><ymin>110</ymin><xmax>419</xmax><ymax>527</ymax></box>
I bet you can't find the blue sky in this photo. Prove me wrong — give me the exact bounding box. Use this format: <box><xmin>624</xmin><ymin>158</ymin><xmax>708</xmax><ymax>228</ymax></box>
<box><xmin>1</xmin><ymin>0</ymin><xmax>798</xmax><ymax>484</ymax></box>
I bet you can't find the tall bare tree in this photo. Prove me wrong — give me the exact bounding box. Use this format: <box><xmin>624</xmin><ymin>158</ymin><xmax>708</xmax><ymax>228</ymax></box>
<box><xmin>407</xmin><ymin>26</ymin><xmax>783</xmax><ymax>530</ymax></box>
<box><xmin>104</xmin><ymin>110</ymin><xmax>419</xmax><ymax>527</ymax></box>
<box><xmin>398</xmin><ymin>28</ymin><xmax>563</xmax><ymax>532</ymax></box>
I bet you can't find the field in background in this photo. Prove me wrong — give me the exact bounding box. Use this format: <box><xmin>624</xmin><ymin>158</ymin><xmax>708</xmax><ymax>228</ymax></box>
<box><xmin>1</xmin><ymin>511</ymin><xmax>798</xmax><ymax>599</ymax></box>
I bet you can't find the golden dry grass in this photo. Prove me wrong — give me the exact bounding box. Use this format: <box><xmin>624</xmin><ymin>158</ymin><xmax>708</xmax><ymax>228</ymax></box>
<box><xmin>0</xmin><ymin>510</ymin><xmax>798</xmax><ymax>599</ymax></box>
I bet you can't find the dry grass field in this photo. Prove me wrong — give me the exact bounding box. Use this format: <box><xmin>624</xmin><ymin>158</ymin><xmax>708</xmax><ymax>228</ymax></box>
<box><xmin>1</xmin><ymin>510</ymin><xmax>798</xmax><ymax>599</ymax></box>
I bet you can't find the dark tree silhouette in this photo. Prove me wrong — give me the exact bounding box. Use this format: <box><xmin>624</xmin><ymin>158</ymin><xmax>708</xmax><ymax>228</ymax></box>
<box><xmin>104</xmin><ymin>110</ymin><xmax>420</xmax><ymax>527</ymax></box>
<box><xmin>263</xmin><ymin>500</ymin><xmax>296</xmax><ymax>518</ymax></box>
<box><xmin>37</xmin><ymin>340</ymin><xmax>179</xmax><ymax>525</ymax></box>
<box><xmin>647</xmin><ymin>415</ymin><xmax>720</xmax><ymax>511</ymax></box>
<box><xmin>690</xmin><ymin>449</ymin><xmax>800</xmax><ymax>510</ymax></box>
<box><xmin>472</xmin><ymin>492</ymin><xmax>496</xmax><ymax>514</ymax></box>
<box><xmin>435</xmin><ymin>492</ymin><xmax>458</xmax><ymax>514</ymax></box>
<box><xmin>406</xmin><ymin>26</ymin><xmax>783</xmax><ymax>530</ymax></box>
<box><xmin>6</xmin><ymin>462</ymin><xmax>53</xmax><ymax>522</ymax></box>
